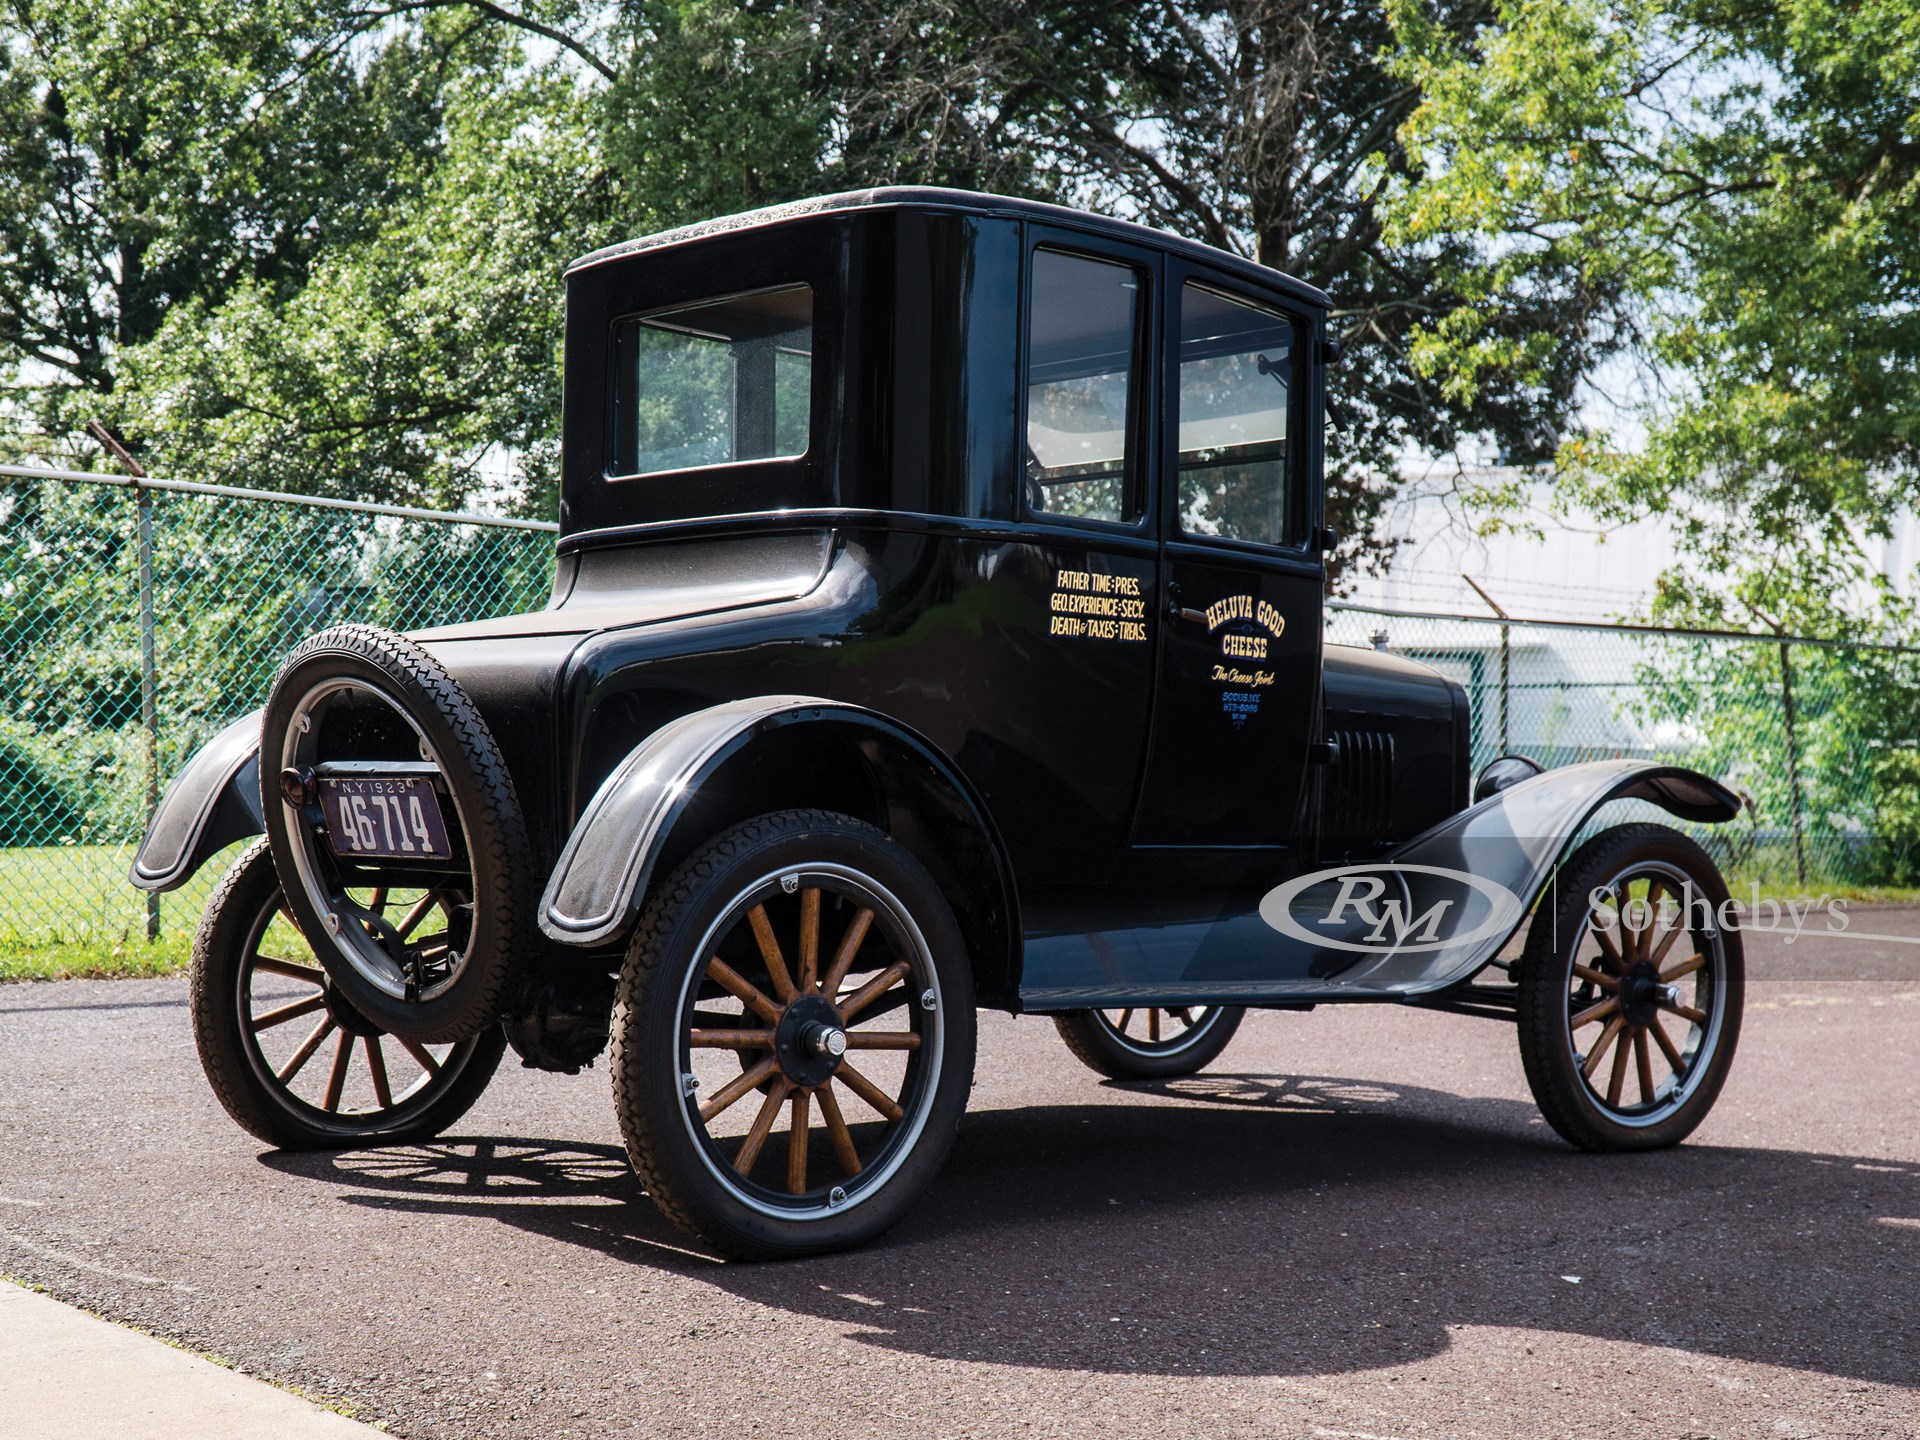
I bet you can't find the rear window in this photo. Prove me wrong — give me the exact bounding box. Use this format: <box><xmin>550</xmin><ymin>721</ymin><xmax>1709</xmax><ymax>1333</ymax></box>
<box><xmin>609</xmin><ymin>284</ymin><xmax>812</xmax><ymax>479</ymax></box>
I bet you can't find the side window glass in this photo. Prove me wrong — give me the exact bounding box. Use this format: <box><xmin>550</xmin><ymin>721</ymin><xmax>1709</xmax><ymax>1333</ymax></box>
<box><xmin>610</xmin><ymin>284</ymin><xmax>812</xmax><ymax>478</ymax></box>
<box><xmin>1177</xmin><ymin>283</ymin><xmax>1295</xmax><ymax>546</ymax></box>
<box><xmin>1024</xmin><ymin>249</ymin><xmax>1142</xmax><ymax>524</ymax></box>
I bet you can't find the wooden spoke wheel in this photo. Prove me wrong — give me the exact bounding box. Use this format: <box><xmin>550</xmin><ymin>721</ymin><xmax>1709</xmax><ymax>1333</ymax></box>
<box><xmin>191</xmin><ymin>841</ymin><xmax>506</xmax><ymax>1150</ymax></box>
<box><xmin>1053</xmin><ymin>1003</ymin><xmax>1245</xmax><ymax>1080</ymax></box>
<box><xmin>612</xmin><ymin>810</ymin><xmax>976</xmax><ymax>1260</ymax></box>
<box><xmin>1517</xmin><ymin>823</ymin><xmax>1743</xmax><ymax>1151</ymax></box>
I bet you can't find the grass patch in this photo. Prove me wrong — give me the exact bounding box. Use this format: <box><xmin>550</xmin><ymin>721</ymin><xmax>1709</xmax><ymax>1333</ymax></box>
<box><xmin>0</xmin><ymin>841</ymin><xmax>237</xmax><ymax>982</ymax></box>
<box><xmin>1722</xmin><ymin>876</ymin><xmax>1920</xmax><ymax>906</ymax></box>
<box><xmin>0</xmin><ymin>933</ymin><xmax>194</xmax><ymax>983</ymax></box>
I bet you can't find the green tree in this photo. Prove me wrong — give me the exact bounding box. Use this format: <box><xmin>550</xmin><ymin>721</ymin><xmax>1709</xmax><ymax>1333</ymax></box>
<box><xmin>0</xmin><ymin>2</ymin><xmax>435</xmax><ymax>417</ymax></box>
<box><xmin>0</xmin><ymin>1</ymin><xmax>836</xmax><ymax>512</ymax></box>
<box><xmin>809</xmin><ymin>0</ymin><xmax>1626</xmax><ymax>584</ymax></box>
<box><xmin>1384</xmin><ymin>0</ymin><xmax>1920</xmax><ymax>634</ymax></box>
<box><xmin>103</xmin><ymin>21</ymin><xmax>602</xmax><ymax>513</ymax></box>
<box><xmin>601</xmin><ymin>0</ymin><xmax>829</xmax><ymax>226</ymax></box>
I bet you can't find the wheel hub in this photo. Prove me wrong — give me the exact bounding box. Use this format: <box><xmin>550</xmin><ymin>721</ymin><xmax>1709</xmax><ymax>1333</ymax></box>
<box><xmin>322</xmin><ymin>979</ymin><xmax>385</xmax><ymax>1038</ymax></box>
<box><xmin>1619</xmin><ymin>960</ymin><xmax>1665</xmax><ymax>1027</ymax></box>
<box><xmin>803</xmin><ymin>1021</ymin><xmax>848</xmax><ymax>1057</ymax></box>
<box><xmin>775</xmin><ymin>993</ymin><xmax>847</xmax><ymax>1088</ymax></box>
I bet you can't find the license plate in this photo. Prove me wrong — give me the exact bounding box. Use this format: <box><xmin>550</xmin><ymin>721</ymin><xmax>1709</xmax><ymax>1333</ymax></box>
<box><xmin>320</xmin><ymin>777</ymin><xmax>452</xmax><ymax>861</ymax></box>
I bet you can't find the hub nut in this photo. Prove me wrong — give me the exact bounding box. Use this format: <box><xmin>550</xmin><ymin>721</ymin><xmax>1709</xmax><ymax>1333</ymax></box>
<box><xmin>803</xmin><ymin>1022</ymin><xmax>847</xmax><ymax>1058</ymax></box>
<box><xmin>774</xmin><ymin>992</ymin><xmax>850</xmax><ymax>1087</ymax></box>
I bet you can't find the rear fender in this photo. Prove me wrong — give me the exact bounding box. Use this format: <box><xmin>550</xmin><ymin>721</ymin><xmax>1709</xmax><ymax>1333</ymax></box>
<box><xmin>539</xmin><ymin>696</ymin><xmax>1022</xmax><ymax>1008</ymax></box>
<box><xmin>129</xmin><ymin>711</ymin><xmax>265</xmax><ymax>893</ymax></box>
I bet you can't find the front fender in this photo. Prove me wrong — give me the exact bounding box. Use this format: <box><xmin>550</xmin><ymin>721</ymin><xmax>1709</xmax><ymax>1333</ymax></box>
<box><xmin>129</xmin><ymin>711</ymin><xmax>265</xmax><ymax>892</ymax></box>
<box><xmin>1260</xmin><ymin>759</ymin><xmax>1743</xmax><ymax>996</ymax></box>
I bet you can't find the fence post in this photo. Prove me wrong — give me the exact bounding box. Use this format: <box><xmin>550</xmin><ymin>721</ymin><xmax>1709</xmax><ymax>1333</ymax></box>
<box><xmin>1778</xmin><ymin>639</ymin><xmax>1808</xmax><ymax>888</ymax></box>
<box><xmin>1500</xmin><ymin>624</ymin><xmax>1511</xmax><ymax>752</ymax></box>
<box><xmin>88</xmin><ymin>422</ymin><xmax>161</xmax><ymax>942</ymax></box>
<box><xmin>1464</xmin><ymin>576</ymin><xmax>1512</xmax><ymax>753</ymax></box>
<box><xmin>137</xmin><ymin>484</ymin><xmax>159</xmax><ymax>940</ymax></box>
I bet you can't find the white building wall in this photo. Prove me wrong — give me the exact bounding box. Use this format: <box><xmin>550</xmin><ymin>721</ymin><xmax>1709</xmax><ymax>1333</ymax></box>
<box><xmin>1344</xmin><ymin>468</ymin><xmax>1679</xmax><ymax>622</ymax></box>
<box><xmin>1348</xmin><ymin>466</ymin><xmax>1917</xmax><ymax>624</ymax></box>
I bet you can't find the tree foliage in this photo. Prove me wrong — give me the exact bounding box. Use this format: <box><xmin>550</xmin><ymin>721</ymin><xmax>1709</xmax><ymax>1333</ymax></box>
<box><xmin>812</xmin><ymin>0</ymin><xmax>1623</xmax><ymax>583</ymax></box>
<box><xmin>1386</xmin><ymin>0</ymin><xmax>1920</xmax><ymax>635</ymax></box>
<box><xmin>105</xmin><ymin>21</ymin><xmax>602</xmax><ymax>513</ymax></box>
<box><xmin>0</xmin><ymin>2</ymin><xmax>354</xmax><ymax>396</ymax></box>
<box><xmin>4</xmin><ymin>0</ymin><xmax>1916</xmax><ymax>605</ymax></box>
<box><xmin>0</xmin><ymin>2</ymin><xmax>604</xmax><ymax>508</ymax></box>
<box><xmin>0</xmin><ymin>0</ymin><xmax>1629</xmax><ymax>567</ymax></box>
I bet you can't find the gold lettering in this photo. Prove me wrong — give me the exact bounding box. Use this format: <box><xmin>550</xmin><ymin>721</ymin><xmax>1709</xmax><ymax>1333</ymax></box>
<box><xmin>1209</xmin><ymin>664</ymin><xmax>1278</xmax><ymax>687</ymax></box>
<box><xmin>1048</xmin><ymin>569</ymin><xmax>1152</xmax><ymax>642</ymax></box>
<box><xmin>1205</xmin><ymin>594</ymin><xmax>1255</xmax><ymax>630</ymax></box>
<box><xmin>1220</xmin><ymin>632</ymin><xmax>1268</xmax><ymax>660</ymax></box>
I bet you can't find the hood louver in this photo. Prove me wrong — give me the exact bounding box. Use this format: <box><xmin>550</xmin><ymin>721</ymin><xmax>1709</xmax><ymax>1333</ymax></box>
<box><xmin>1324</xmin><ymin>727</ymin><xmax>1395</xmax><ymax>844</ymax></box>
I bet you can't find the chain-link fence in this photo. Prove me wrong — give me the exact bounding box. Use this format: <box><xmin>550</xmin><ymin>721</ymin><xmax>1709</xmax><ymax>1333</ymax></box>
<box><xmin>6</xmin><ymin>465</ymin><xmax>1919</xmax><ymax>953</ymax></box>
<box><xmin>0</xmin><ymin>466</ymin><xmax>554</xmax><ymax>951</ymax></box>
<box><xmin>1329</xmin><ymin>601</ymin><xmax>1920</xmax><ymax>888</ymax></box>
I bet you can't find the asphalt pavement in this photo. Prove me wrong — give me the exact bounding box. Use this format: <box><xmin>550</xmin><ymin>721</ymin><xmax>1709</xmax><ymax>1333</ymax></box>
<box><xmin>1</xmin><ymin>913</ymin><xmax>1915</xmax><ymax>1439</ymax></box>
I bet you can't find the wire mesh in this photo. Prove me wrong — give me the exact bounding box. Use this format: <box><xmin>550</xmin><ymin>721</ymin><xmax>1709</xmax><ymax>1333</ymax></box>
<box><xmin>1329</xmin><ymin>604</ymin><xmax>1920</xmax><ymax>889</ymax></box>
<box><xmin>6</xmin><ymin>468</ymin><xmax>1917</xmax><ymax>956</ymax></box>
<box><xmin>0</xmin><ymin>472</ymin><xmax>553</xmax><ymax>949</ymax></box>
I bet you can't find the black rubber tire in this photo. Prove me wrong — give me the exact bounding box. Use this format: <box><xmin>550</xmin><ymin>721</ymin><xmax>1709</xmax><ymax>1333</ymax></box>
<box><xmin>611</xmin><ymin>809</ymin><xmax>976</xmax><ymax>1260</ymax></box>
<box><xmin>259</xmin><ymin>623</ymin><xmax>530</xmax><ymax>1044</ymax></box>
<box><xmin>1052</xmin><ymin>1006</ymin><xmax>1245</xmax><ymax>1079</ymax></box>
<box><xmin>1516</xmin><ymin>822</ymin><xmax>1744</xmax><ymax>1152</ymax></box>
<box><xmin>190</xmin><ymin>841</ymin><xmax>506</xmax><ymax>1150</ymax></box>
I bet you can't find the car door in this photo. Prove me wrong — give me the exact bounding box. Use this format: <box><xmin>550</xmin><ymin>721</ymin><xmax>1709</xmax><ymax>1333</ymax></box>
<box><xmin>955</xmin><ymin>227</ymin><xmax>1164</xmax><ymax>886</ymax></box>
<box><xmin>1132</xmin><ymin>268</ymin><xmax>1324</xmax><ymax>848</ymax></box>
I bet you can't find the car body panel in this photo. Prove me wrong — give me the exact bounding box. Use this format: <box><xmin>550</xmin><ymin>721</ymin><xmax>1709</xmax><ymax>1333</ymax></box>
<box><xmin>128</xmin><ymin>710</ymin><xmax>265</xmax><ymax>892</ymax></box>
<box><xmin>539</xmin><ymin>695</ymin><xmax>1011</xmax><ymax>947</ymax></box>
<box><xmin>130</xmin><ymin>189</ymin><xmax>1742</xmax><ymax>1020</ymax></box>
<box><xmin>1021</xmin><ymin>759</ymin><xmax>1742</xmax><ymax>1009</ymax></box>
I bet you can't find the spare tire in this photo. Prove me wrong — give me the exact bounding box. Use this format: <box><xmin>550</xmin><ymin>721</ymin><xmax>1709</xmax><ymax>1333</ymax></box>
<box><xmin>260</xmin><ymin>624</ymin><xmax>531</xmax><ymax>1044</ymax></box>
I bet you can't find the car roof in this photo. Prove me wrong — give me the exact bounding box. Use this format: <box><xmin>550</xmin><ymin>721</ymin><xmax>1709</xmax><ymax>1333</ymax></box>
<box><xmin>566</xmin><ymin>187</ymin><xmax>1331</xmax><ymax>310</ymax></box>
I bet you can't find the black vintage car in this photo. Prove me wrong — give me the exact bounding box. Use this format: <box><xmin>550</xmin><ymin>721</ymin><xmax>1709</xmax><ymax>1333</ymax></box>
<box><xmin>134</xmin><ymin>189</ymin><xmax>1746</xmax><ymax>1259</ymax></box>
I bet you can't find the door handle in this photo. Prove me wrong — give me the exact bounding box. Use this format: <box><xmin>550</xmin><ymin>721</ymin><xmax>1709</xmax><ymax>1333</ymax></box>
<box><xmin>1163</xmin><ymin>582</ymin><xmax>1206</xmax><ymax>626</ymax></box>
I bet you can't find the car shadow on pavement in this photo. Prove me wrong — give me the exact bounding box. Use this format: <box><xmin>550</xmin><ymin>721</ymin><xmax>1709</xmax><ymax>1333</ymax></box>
<box><xmin>264</xmin><ymin>1071</ymin><xmax>1918</xmax><ymax>1388</ymax></box>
